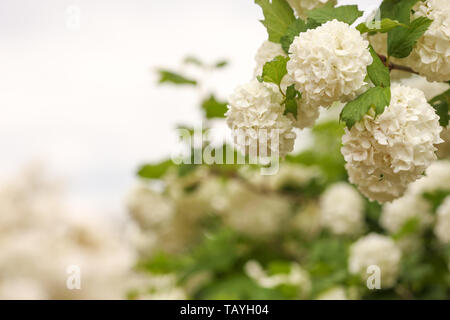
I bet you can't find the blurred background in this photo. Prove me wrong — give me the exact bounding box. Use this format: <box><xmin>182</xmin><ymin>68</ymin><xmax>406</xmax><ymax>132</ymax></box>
<box><xmin>0</xmin><ymin>0</ymin><xmax>377</xmax><ymax>213</ymax></box>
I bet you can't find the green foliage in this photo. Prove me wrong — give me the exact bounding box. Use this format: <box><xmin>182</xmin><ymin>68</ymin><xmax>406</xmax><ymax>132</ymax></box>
<box><xmin>422</xmin><ymin>189</ymin><xmax>450</xmax><ymax>213</ymax></box>
<box><xmin>380</xmin><ymin>0</ymin><xmax>419</xmax><ymax>24</ymax></box>
<box><xmin>429</xmin><ymin>89</ymin><xmax>450</xmax><ymax>127</ymax></box>
<box><xmin>387</xmin><ymin>17</ymin><xmax>432</xmax><ymax>58</ymax></box>
<box><xmin>340</xmin><ymin>87</ymin><xmax>391</xmax><ymax>129</ymax></box>
<box><xmin>392</xmin><ymin>218</ymin><xmax>420</xmax><ymax>240</ymax></box>
<box><xmin>157</xmin><ymin>69</ymin><xmax>197</xmax><ymax>85</ymax></box>
<box><xmin>255</xmin><ymin>0</ymin><xmax>296</xmax><ymax>43</ymax></box>
<box><xmin>380</xmin><ymin>0</ymin><xmax>432</xmax><ymax>58</ymax></box>
<box><xmin>356</xmin><ymin>18</ymin><xmax>406</xmax><ymax>34</ymax></box>
<box><xmin>283</xmin><ymin>84</ymin><xmax>301</xmax><ymax>119</ymax></box>
<box><xmin>196</xmin><ymin>274</ymin><xmax>283</xmax><ymax>299</ymax></box>
<box><xmin>257</xmin><ymin>55</ymin><xmax>289</xmax><ymax>86</ymax></box>
<box><xmin>286</xmin><ymin>120</ymin><xmax>347</xmax><ymax>184</ymax></box>
<box><xmin>280</xmin><ymin>19</ymin><xmax>308</xmax><ymax>53</ymax></box>
<box><xmin>201</xmin><ymin>94</ymin><xmax>228</xmax><ymax>119</ymax></box>
<box><xmin>367</xmin><ymin>46</ymin><xmax>391</xmax><ymax>88</ymax></box>
<box><xmin>137</xmin><ymin>159</ymin><xmax>173</xmax><ymax>179</ymax></box>
<box><xmin>306</xmin><ymin>4</ymin><xmax>363</xmax><ymax>25</ymax></box>
<box><xmin>215</xmin><ymin>60</ymin><xmax>228</xmax><ymax>68</ymax></box>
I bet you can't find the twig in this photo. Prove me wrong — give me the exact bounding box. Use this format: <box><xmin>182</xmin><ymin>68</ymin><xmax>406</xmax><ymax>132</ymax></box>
<box><xmin>377</xmin><ymin>54</ymin><xmax>419</xmax><ymax>75</ymax></box>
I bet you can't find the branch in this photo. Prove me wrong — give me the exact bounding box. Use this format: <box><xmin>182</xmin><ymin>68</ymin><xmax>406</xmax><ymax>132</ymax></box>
<box><xmin>377</xmin><ymin>54</ymin><xmax>419</xmax><ymax>75</ymax></box>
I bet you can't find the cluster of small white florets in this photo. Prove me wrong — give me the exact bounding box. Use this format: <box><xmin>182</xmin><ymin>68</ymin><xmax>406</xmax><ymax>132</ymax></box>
<box><xmin>287</xmin><ymin>19</ymin><xmax>372</xmax><ymax>109</ymax></box>
<box><xmin>435</xmin><ymin>196</ymin><xmax>450</xmax><ymax>244</ymax></box>
<box><xmin>348</xmin><ymin>233</ymin><xmax>402</xmax><ymax>288</ymax></box>
<box><xmin>380</xmin><ymin>194</ymin><xmax>434</xmax><ymax>234</ymax></box>
<box><xmin>342</xmin><ymin>85</ymin><xmax>443</xmax><ymax>203</ymax></box>
<box><xmin>406</xmin><ymin>0</ymin><xmax>450</xmax><ymax>82</ymax></box>
<box><xmin>253</xmin><ymin>41</ymin><xmax>286</xmax><ymax>77</ymax></box>
<box><xmin>226</xmin><ymin>79</ymin><xmax>296</xmax><ymax>158</ymax></box>
<box><xmin>319</xmin><ymin>182</ymin><xmax>365</xmax><ymax>236</ymax></box>
<box><xmin>287</xmin><ymin>0</ymin><xmax>337</xmax><ymax>19</ymax></box>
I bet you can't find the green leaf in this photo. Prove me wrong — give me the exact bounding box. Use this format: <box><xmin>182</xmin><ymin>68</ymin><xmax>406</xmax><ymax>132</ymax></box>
<box><xmin>422</xmin><ymin>189</ymin><xmax>450</xmax><ymax>213</ymax></box>
<box><xmin>260</xmin><ymin>55</ymin><xmax>289</xmax><ymax>86</ymax></box>
<box><xmin>157</xmin><ymin>69</ymin><xmax>197</xmax><ymax>85</ymax></box>
<box><xmin>201</xmin><ymin>94</ymin><xmax>228</xmax><ymax>118</ymax></box>
<box><xmin>137</xmin><ymin>159</ymin><xmax>173</xmax><ymax>179</ymax></box>
<box><xmin>280</xmin><ymin>19</ymin><xmax>308</xmax><ymax>53</ymax></box>
<box><xmin>356</xmin><ymin>18</ymin><xmax>405</xmax><ymax>34</ymax></box>
<box><xmin>429</xmin><ymin>89</ymin><xmax>450</xmax><ymax>127</ymax></box>
<box><xmin>340</xmin><ymin>86</ymin><xmax>391</xmax><ymax>128</ymax></box>
<box><xmin>183</xmin><ymin>56</ymin><xmax>203</xmax><ymax>66</ymax></box>
<box><xmin>387</xmin><ymin>16</ymin><xmax>432</xmax><ymax>58</ymax></box>
<box><xmin>215</xmin><ymin>60</ymin><xmax>228</xmax><ymax>68</ymax></box>
<box><xmin>255</xmin><ymin>0</ymin><xmax>296</xmax><ymax>43</ymax></box>
<box><xmin>306</xmin><ymin>4</ymin><xmax>363</xmax><ymax>25</ymax></box>
<box><xmin>367</xmin><ymin>45</ymin><xmax>390</xmax><ymax>87</ymax></box>
<box><xmin>380</xmin><ymin>0</ymin><xmax>419</xmax><ymax>24</ymax></box>
<box><xmin>283</xmin><ymin>84</ymin><xmax>300</xmax><ymax>119</ymax></box>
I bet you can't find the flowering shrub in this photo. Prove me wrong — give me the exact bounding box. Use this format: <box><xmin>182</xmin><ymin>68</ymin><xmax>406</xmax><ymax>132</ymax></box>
<box><xmin>131</xmin><ymin>0</ymin><xmax>449</xmax><ymax>300</ymax></box>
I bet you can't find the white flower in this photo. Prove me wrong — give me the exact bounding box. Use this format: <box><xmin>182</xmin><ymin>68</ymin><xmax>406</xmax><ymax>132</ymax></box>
<box><xmin>220</xmin><ymin>181</ymin><xmax>291</xmax><ymax>237</ymax></box>
<box><xmin>287</xmin><ymin>19</ymin><xmax>372</xmax><ymax>108</ymax></box>
<box><xmin>435</xmin><ymin>196</ymin><xmax>450</xmax><ymax>243</ymax></box>
<box><xmin>394</xmin><ymin>74</ymin><xmax>449</xmax><ymax>100</ymax></box>
<box><xmin>407</xmin><ymin>160</ymin><xmax>450</xmax><ymax>196</ymax></box>
<box><xmin>381</xmin><ymin>194</ymin><xmax>434</xmax><ymax>234</ymax></box>
<box><xmin>127</xmin><ymin>185</ymin><xmax>174</xmax><ymax>229</ymax></box>
<box><xmin>349</xmin><ymin>233</ymin><xmax>402</xmax><ymax>288</ymax></box>
<box><xmin>316</xmin><ymin>287</ymin><xmax>347</xmax><ymax>300</ymax></box>
<box><xmin>406</xmin><ymin>0</ymin><xmax>450</xmax><ymax>82</ymax></box>
<box><xmin>253</xmin><ymin>41</ymin><xmax>286</xmax><ymax>77</ymax></box>
<box><xmin>319</xmin><ymin>182</ymin><xmax>365</xmax><ymax>236</ymax></box>
<box><xmin>294</xmin><ymin>99</ymin><xmax>321</xmax><ymax>129</ymax></box>
<box><xmin>226</xmin><ymin>79</ymin><xmax>296</xmax><ymax>158</ymax></box>
<box><xmin>342</xmin><ymin>85</ymin><xmax>443</xmax><ymax>203</ymax></box>
<box><xmin>244</xmin><ymin>260</ymin><xmax>311</xmax><ymax>296</ymax></box>
<box><xmin>287</xmin><ymin>0</ymin><xmax>337</xmax><ymax>19</ymax></box>
<box><xmin>292</xmin><ymin>201</ymin><xmax>322</xmax><ymax>239</ymax></box>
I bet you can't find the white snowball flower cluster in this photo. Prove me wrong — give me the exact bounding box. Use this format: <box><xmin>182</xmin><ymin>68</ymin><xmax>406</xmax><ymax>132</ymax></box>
<box><xmin>319</xmin><ymin>182</ymin><xmax>365</xmax><ymax>236</ymax></box>
<box><xmin>348</xmin><ymin>233</ymin><xmax>402</xmax><ymax>288</ymax></box>
<box><xmin>253</xmin><ymin>41</ymin><xmax>286</xmax><ymax>77</ymax></box>
<box><xmin>226</xmin><ymin>79</ymin><xmax>296</xmax><ymax>158</ymax></box>
<box><xmin>287</xmin><ymin>0</ymin><xmax>337</xmax><ymax>19</ymax></box>
<box><xmin>342</xmin><ymin>85</ymin><xmax>443</xmax><ymax>203</ymax></box>
<box><xmin>406</xmin><ymin>0</ymin><xmax>450</xmax><ymax>82</ymax></box>
<box><xmin>435</xmin><ymin>196</ymin><xmax>450</xmax><ymax>244</ymax></box>
<box><xmin>380</xmin><ymin>194</ymin><xmax>434</xmax><ymax>234</ymax></box>
<box><xmin>287</xmin><ymin>20</ymin><xmax>372</xmax><ymax>110</ymax></box>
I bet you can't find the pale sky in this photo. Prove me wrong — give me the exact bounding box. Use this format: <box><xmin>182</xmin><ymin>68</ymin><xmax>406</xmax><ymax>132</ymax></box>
<box><xmin>0</xmin><ymin>0</ymin><xmax>380</xmax><ymax>214</ymax></box>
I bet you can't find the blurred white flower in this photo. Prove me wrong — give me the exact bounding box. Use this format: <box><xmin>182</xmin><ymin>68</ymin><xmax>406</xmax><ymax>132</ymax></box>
<box><xmin>220</xmin><ymin>181</ymin><xmax>291</xmax><ymax>237</ymax></box>
<box><xmin>316</xmin><ymin>286</ymin><xmax>347</xmax><ymax>300</ymax></box>
<box><xmin>381</xmin><ymin>194</ymin><xmax>434</xmax><ymax>234</ymax></box>
<box><xmin>320</xmin><ymin>182</ymin><xmax>365</xmax><ymax>236</ymax></box>
<box><xmin>287</xmin><ymin>19</ymin><xmax>372</xmax><ymax>109</ymax></box>
<box><xmin>349</xmin><ymin>233</ymin><xmax>402</xmax><ymax>288</ymax></box>
<box><xmin>244</xmin><ymin>260</ymin><xmax>311</xmax><ymax>296</ymax></box>
<box><xmin>435</xmin><ymin>196</ymin><xmax>450</xmax><ymax>243</ymax></box>
<box><xmin>342</xmin><ymin>85</ymin><xmax>443</xmax><ymax>203</ymax></box>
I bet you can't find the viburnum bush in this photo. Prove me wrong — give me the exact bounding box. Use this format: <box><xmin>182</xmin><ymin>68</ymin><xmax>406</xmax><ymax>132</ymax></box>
<box><xmin>132</xmin><ymin>0</ymin><xmax>450</xmax><ymax>300</ymax></box>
